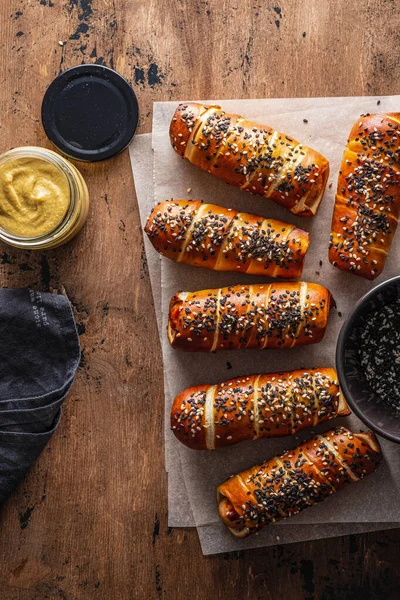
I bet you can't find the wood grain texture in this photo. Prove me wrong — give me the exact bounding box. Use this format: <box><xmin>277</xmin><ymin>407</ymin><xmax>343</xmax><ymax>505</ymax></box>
<box><xmin>0</xmin><ymin>0</ymin><xmax>398</xmax><ymax>598</ymax></box>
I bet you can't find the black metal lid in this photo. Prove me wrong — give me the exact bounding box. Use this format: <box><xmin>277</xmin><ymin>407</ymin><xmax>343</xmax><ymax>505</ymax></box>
<box><xmin>41</xmin><ymin>64</ymin><xmax>139</xmax><ymax>162</ymax></box>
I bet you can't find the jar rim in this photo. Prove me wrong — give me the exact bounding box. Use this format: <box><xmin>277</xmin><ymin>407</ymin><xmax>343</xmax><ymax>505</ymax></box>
<box><xmin>0</xmin><ymin>146</ymin><xmax>80</xmax><ymax>247</ymax></box>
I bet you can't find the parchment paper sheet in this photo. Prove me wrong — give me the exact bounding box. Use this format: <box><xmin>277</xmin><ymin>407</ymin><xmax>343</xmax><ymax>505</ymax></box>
<box><xmin>196</xmin><ymin>521</ymin><xmax>398</xmax><ymax>555</ymax></box>
<box><xmin>129</xmin><ymin>135</ymin><xmax>194</xmax><ymax>527</ymax></box>
<box><xmin>153</xmin><ymin>98</ymin><xmax>400</xmax><ymax>550</ymax></box>
<box><xmin>129</xmin><ymin>134</ymin><xmax>399</xmax><ymax>542</ymax></box>
<box><xmin>130</xmin><ymin>94</ymin><xmax>400</xmax><ymax>554</ymax></box>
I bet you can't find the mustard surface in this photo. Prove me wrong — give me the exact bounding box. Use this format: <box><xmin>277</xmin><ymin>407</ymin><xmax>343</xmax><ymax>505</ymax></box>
<box><xmin>0</xmin><ymin>157</ymin><xmax>70</xmax><ymax>237</ymax></box>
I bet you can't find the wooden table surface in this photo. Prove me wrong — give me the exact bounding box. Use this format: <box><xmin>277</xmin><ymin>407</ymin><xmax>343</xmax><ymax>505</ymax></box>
<box><xmin>0</xmin><ymin>1</ymin><xmax>399</xmax><ymax>598</ymax></box>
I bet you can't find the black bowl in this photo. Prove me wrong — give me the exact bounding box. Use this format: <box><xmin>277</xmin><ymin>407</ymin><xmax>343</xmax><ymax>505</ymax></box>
<box><xmin>336</xmin><ymin>275</ymin><xmax>400</xmax><ymax>444</ymax></box>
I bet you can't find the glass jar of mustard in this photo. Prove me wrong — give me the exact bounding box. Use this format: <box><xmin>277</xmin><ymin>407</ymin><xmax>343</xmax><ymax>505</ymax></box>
<box><xmin>0</xmin><ymin>146</ymin><xmax>89</xmax><ymax>249</ymax></box>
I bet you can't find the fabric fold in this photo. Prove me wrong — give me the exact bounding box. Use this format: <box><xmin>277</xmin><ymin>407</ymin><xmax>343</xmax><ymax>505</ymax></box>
<box><xmin>0</xmin><ymin>288</ymin><xmax>80</xmax><ymax>502</ymax></box>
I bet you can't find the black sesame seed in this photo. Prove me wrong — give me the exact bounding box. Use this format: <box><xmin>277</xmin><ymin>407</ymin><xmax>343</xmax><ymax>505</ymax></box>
<box><xmin>359</xmin><ymin>297</ymin><xmax>400</xmax><ymax>410</ymax></box>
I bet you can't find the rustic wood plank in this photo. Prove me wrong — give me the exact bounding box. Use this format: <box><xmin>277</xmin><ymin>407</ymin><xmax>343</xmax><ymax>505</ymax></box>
<box><xmin>0</xmin><ymin>0</ymin><xmax>398</xmax><ymax>598</ymax></box>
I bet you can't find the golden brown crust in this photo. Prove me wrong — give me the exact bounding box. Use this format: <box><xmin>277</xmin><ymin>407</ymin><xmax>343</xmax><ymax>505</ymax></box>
<box><xmin>329</xmin><ymin>113</ymin><xmax>400</xmax><ymax>279</ymax></box>
<box><xmin>217</xmin><ymin>427</ymin><xmax>382</xmax><ymax>536</ymax></box>
<box><xmin>168</xmin><ymin>282</ymin><xmax>332</xmax><ymax>352</ymax></box>
<box><xmin>169</xmin><ymin>103</ymin><xmax>204</xmax><ymax>157</ymax></box>
<box><xmin>171</xmin><ymin>368</ymin><xmax>350</xmax><ymax>450</ymax></box>
<box><xmin>170</xmin><ymin>102</ymin><xmax>329</xmax><ymax>217</ymax></box>
<box><xmin>145</xmin><ymin>200</ymin><xmax>310</xmax><ymax>278</ymax></box>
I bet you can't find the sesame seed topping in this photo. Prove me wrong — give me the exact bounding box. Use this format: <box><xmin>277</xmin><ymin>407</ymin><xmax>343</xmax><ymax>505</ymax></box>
<box><xmin>171</xmin><ymin>103</ymin><xmax>328</xmax><ymax>216</ymax></box>
<box><xmin>330</xmin><ymin>113</ymin><xmax>400</xmax><ymax>279</ymax></box>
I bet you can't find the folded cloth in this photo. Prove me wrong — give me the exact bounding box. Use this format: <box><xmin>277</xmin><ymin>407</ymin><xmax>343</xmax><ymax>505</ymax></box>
<box><xmin>0</xmin><ymin>288</ymin><xmax>80</xmax><ymax>502</ymax></box>
<box><xmin>0</xmin><ymin>394</ymin><xmax>67</xmax><ymax>432</ymax></box>
<box><xmin>0</xmin><ymin>288</ymin><xmax>80</xmax><ymax>401</ymax></box>
<box><xmin>0</xmin><ymin>414</ymin><xmax>61</xmax><ymax>502</ymax></box>
<box><xmin>0</xmin><ymin>379</ymin><xmax>74</xmax><ymax>412</ymax></box>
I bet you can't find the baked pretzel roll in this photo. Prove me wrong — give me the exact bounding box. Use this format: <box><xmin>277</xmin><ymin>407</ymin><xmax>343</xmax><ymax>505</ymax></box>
<box><xmin>171</xmin><ymin>368</ymin><xmax>350</xmax><ymax>450</ymax></box>
<box><xmin>145</xmin><ymin>200</ymin><xmax>310</xmax><ymax>278</ymax></box>
<box><xmin>170</xmin><ymin>103</ymin><xmax>329</xmax><ymax>217</ymax></box>
<box><xmin>217</xmin><ymin>427</ymin><xmax>381</xmax><ymax>537</ymax></box>
<box><xmin>329</xmin><ymin>113</ymin><xmax>400</xmax><ymax>279</ymax></box>
<box><xmin>168</xmin><ymin>282</ymin><xmax>332</xmax><ymax>352</ymax></box>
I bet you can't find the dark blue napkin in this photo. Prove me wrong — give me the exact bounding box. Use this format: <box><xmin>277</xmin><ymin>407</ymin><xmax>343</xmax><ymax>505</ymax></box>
<box><xmin>0</xmin><ymin>289</ymin><xmax>80</xmax><ymax>502</ymax></box>
<box><xmin>0</xmin><ymin>416</ymin><xmax>61</xmax><ymax>500</ymax></box>
<box><xmin>0</xmin><ymin>395</ymin><xmax>66</xmax><ymax>432</ymax></box>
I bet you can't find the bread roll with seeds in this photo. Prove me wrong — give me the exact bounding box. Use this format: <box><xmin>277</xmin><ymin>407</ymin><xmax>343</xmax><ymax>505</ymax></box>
<box><xmin>170</xmin><ymin>103</ymin><xmax>329</xmax><ymax>217</ymax></box>
<box><xmin>145</xmin><ymin>200</ymin><xmax>310</xmax><ymax>278</ymax></box>
<box><xmin>171</xmin><ymin>368</ymin><xmax>350</xmax><ymax>450</ymax></box>
<box><xmin>329</xmin><ymin>113</ymin><xmax>400</xmax><ymax>279</ymax></box>
<box><xmin>217</xmin><ymin>427</ymin><xmax>381</xmax><ymax>538</ymax></box>
<box><xmin>168</xmin><ymin>282</ymin><xmax>332</xmax><ymax>352</ymax></box>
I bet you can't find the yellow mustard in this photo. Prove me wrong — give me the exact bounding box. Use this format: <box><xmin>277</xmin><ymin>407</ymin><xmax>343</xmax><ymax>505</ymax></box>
<box><xmin>0</xmin><ymin>156</ymin><xmax>70</xmax><ymax>238</ymax></box>
<box><xmin>0</xmin><ymin>147</ymin><xmax>89</xmax><ymax>249</ymax></box>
